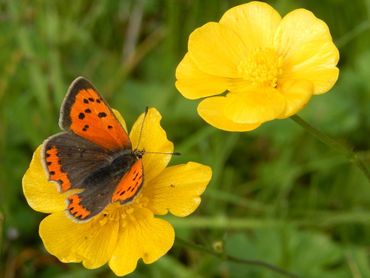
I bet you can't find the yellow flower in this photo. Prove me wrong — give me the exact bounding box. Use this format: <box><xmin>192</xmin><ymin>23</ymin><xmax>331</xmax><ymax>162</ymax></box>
<box><xmin>22</xmin><ymin>108</ymin><xmax>212</xmax><ymax>276</ymax></box>
<box><xmin>176</xmin><ymin>1</ymin><xmax>339</xmax><ymax>131</ymax></box>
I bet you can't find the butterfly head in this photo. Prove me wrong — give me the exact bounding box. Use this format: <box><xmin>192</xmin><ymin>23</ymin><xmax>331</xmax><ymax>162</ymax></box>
<box><xmin>133</xmin><ymin>149</ymin><xmax>145</xmax><ymax>160</ymax></box>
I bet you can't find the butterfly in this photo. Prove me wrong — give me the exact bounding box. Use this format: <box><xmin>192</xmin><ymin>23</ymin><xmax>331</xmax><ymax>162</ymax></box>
<box><xmin>42</xmin><ymin>77</ymin><xmax>144</xmax><ymax>221</ymax></box>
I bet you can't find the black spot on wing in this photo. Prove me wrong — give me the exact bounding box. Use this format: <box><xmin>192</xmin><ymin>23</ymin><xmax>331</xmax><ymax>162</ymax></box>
<box><xmin>119</xmin><ymin>190</ymin><xmax>126</xmax><ymax>196</ymax></box>
<box><xmin>98</xmin><ymin>112</ymin><xmax>107</xmax><ymax>118</ymax></box>
<box><xmin>60</xmin><ymin>77</ymin><xmax>97</xmax><ymax>129</ymax></box>
<box><xmin>82</xmin><ymin>124</ymin><xmax>89</xmax><ymax>132</ymax></box>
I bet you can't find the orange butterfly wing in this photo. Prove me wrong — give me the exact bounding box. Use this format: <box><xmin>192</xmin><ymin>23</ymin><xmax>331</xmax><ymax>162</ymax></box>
<box><xmin>67</xmin><ymin>194</ymin><xmax>91</xmax><ymax>220</ymax></box>
<box><xmin>44</xmin><ymin>145</ymin><xmax>72</xmax><ymax>192</ymax></box>
<box><xmin>112</xmin><ymin>159</ymin><xmax>144</xmax><ymax>203</ymax></box>
<box><xmin>59</xmin><ymin>77</ymin><xmax>131</xmax><ymax>150</ymax></box>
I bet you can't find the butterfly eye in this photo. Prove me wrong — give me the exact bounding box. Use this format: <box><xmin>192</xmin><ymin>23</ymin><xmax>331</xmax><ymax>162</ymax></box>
<box><xmin>134</xmin><ymin>150</ymin><xmax>144</xmax><ymax>159</ymax></box>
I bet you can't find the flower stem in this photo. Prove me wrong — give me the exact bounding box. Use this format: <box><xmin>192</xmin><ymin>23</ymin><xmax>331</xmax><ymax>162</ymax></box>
<box><xmin>291</xmin><ymin>115</ymin><xmax>370</xmax><ymax>183</ymax></box>
<box><xmin>175</xmin><ymin>237</ymin><xmax>301</xmax><ymax>278</ymax></box>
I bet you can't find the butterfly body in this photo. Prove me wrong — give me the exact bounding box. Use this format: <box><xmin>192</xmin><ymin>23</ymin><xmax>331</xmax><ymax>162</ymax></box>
<box><xmin>42</xmin><ymin>77</ymin><xmax>144</xmax><ymax>221</ymax></box>
<box><xmin>84</xmin><ymin>149</ymin><xmax>139</xmax><ymax>186</ymax></box>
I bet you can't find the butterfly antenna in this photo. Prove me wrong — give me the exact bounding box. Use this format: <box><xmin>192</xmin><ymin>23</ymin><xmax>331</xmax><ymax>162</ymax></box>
<box><xmin>133</xmin><ymin>107</ymin><xmax>181</xmax><ymax>157</ymax></box>
<box><xmin>135</xmin><ymin>106</ymin><xmax>149</xmax><ymax>150</ymax></box>
<box><xmin>145</xmin><ymin>151</ymin><xmax>181</xmax><ymax>156</ymax></box>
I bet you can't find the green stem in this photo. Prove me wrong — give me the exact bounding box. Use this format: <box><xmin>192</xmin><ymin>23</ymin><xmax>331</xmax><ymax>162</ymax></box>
<box><xmin>176</xmin><ymin>237</ymin><xmax>301</xmax><ymax>278</ymax></box>
<box><xmin>291</xmin><ymin>115</ymin><xmax>370</xmax><ymax>183</ymax></box>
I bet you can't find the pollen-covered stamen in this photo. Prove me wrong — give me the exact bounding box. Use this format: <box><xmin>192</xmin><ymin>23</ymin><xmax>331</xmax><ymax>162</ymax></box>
<box><xmin>96</xmin><ymin>203</ymin><xmax>122</xmax><ymax>226</ymax></box>
<box><xmin>96</xmin><ymin>194</ymin><xmax>149</xmax><ymax>227</ymax></box>
<box><xmin>237</xmin><ymin>48</ymin><xmax>282</xmax><ymax>88</ymax></box>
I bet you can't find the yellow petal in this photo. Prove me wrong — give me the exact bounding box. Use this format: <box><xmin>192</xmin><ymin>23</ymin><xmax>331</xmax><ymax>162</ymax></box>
<box><xmin>112</xmin><ymin>109</ymin><xmax>128</xmax><ymax>132</ymax></box>
<box><xmin>220</xmin><ymin>1</ymin><xmax>281</xmax><ymax>50</ymax></box>
<box><xmin>278</xmin><ymin>79</ymin><xmax>314</xmax><ymax>118</ymax></box>
<box><xmin>175</xmin><ymin>53</ymin><xmax>229</xmax><ymax>99</ymax></box>
<box><xmin>188</xmin><ymin>22</ymin><xmax>247</xmax><ymax>77</ymax></box>
<box><xmin>22</xmin><ymin>145</ymin><xmax>70</xmax><ymax>213</ymax></box>
<box><xmin>109</xmin><ymin>207</ymin><xmax>174</xmax><ymax>276</ymax></box>
<box><xmin>223</xmin><ymin>89</ymin><xmax>286</xmax><ymax>124</ymax></box>
<box><xmin>275</xmin><ymin>9</ymin><xmax>339</xmax><ymax>94</ymax></box>
<box><xmin>283</xmin><ymin>65</ymin><xmax>339</xmax><ymax>95</ymax></box>
<box><xmin>39</xmin><ymin>211</ymin><xmax>119</xmax><ymax>269</ymax></box>
<box><xmin>143</xmin><ymin>162</ymin><xmax>212</xmax><ymax>217</ymax></box>
<box><xmin>197</xmin><ymin>97</ymin><xmax>261</xmax><ymax>131</ymax></box>
<box><xmin>129</xmin><ymin>108</ymin><xmax>174</xmax><ymax>183</ymax></box>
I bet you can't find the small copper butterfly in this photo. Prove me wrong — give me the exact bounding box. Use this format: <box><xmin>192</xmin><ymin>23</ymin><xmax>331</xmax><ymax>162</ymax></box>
<box><xmin>43</xmin><ymin>77</ymin><xmax>144</xmax><ymax>221</ymax></box>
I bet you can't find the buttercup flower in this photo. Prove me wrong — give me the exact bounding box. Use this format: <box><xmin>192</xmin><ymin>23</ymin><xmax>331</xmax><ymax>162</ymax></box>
<box><xmin>22</xmin><ymin>108</ymin><xmax>212</xmax><ymax>276</ymax></box>
<box><xmin>176</xmin><ymin>1</ymin><xmax>339</xmax><ymax>131</ymax></box>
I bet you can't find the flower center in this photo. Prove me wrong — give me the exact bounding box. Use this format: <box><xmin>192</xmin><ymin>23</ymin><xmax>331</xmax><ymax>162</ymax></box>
<box><xmin>96</xmin><ymin>195</ymin><xmax>150</xmax><ymax>227</ymax></box>
<box><xmin>237</xmin><ymin>48</ymin><xmax>282</xmax><ymax>88</ymax></box>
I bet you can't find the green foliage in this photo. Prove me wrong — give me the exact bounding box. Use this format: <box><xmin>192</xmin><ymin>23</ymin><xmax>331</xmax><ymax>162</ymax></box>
<box><xmin>1</xmin><ymin>0</ymin><xmax>370</xmax><ymax>277</ymax></box>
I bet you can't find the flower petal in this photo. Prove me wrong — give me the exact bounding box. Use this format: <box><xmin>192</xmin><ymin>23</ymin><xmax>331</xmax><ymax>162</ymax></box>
<box><xmin>188</xmin><ymin>22</ymin><xmax>248</xmax><ymax>77</ymax></box>
<box><xmin>22</xmin><ymin>145</ymin><xmax>71</xmax><ymax>213</ymax></box>
<box><xmin>39</xmin><ymin>211</ymin><xmax>119</xmax><ymax>269</ymax></box>
<box><xmin>275</xmin><ymin>9</ymin><xmax>339</xmax><ymax>94</ymax></box>
<box><xmin>197</xmin><ymin>97</ymin><xmax>262</xmax><ymax>131</ymax></box>
<box><xmin>109</xmin><ymin>207</ymin><xmax>174</xmax><ymax>276</ymax></box>
<box><xmin>278</xmin><ymin>79</ymin><xmax>314</xmax><ymax>118</ymax></box>
<box><xmin>220</xmin><ymin>1</ymin><xmax>281</xmax><ymax>49</ymax></box>
<box><xmin>112</xmin><ymin>109</ymin><xmax>128</xmax><ymax>132</ymax></box>
<box><xmin>175</xmin><ymin>53</ymin><xmax>229</xmax><ymax>99</ymax></box>
<box><xmin>129</xmin><ymin>108</ymin><xmax>174</xmax><ymax>183</ymax></box>
<box><xmin>143</xmin><ymin>162</ymin><xmax>212</xmax><ymax>217</ymax></box>
<box><xmin>223</xmin><ymin>88</ymin><xmax>286</xmax><ymax>124</ymax></box>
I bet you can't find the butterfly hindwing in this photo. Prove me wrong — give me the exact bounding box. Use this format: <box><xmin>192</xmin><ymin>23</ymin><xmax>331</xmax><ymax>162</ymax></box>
<box><xmin>112</xmin><ymin>159</ymin><xmax>144</xmax><ymax>203</ymax></box>
<box><xmin>65</xmin><ymin>153</ymin><xmax>143</xmax><ymax>221</ymax></box>
<box><xmin>60</xmin><ymin>77</ymin><xmax>131</xmax><ymax>150</ymax></box>
<box><xmin>67</xmin><ymin>175</ymin><xmax>121</xmax><ymax>221</ymax></box>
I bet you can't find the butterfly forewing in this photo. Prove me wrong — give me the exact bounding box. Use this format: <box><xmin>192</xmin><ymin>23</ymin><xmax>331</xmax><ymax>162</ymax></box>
<box><xmin>43</xmin><ymin>132</ymin><xmax>112</xmax><ymax>192</ymax></box>
<box><xmin>60</xmin><ymin>77</ymin><xmax>131</xmax><ymax>151</ymax></box>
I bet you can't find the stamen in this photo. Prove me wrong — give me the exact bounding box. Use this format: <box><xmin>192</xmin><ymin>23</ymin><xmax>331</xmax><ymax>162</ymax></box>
<box><xmin>237</xmin><ymin>48</ymin><xmax>281</xmax><ymax>88</ymax></box>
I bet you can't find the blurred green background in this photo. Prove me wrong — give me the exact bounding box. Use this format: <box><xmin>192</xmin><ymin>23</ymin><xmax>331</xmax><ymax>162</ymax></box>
<box><xmin>1</xmin><ymin>0</ymin><xmax>370</xmax><ymax>277</ymax></box>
